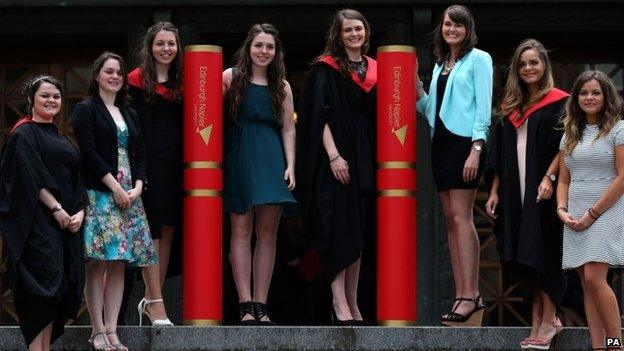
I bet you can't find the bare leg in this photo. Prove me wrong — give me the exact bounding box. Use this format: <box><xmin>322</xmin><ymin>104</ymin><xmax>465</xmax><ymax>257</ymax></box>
<box><xmin>85</xmin><ymin>261</ymin><xmax>107</xmax><ymax>333</ymax></box>
<box><xmin>438</xmin><ymin>190</ymin><xmax>462</xmax><ymax>312</ymax></box>
<box><xmin>40</xmin><ymin>322</ymin><xmax>52</xmax><ymax>351</ymax></box>
<box><xmin>85</xmin><ymin>261</ymin><xmax>111</xmax><ymax>349</ymax></box>
<box><xmin>158</xmin><ymin>225</ymin><xmax>176</xmax><ymax>287</ymax></box>
<box><xmin>252</xmin><ymin>205</ymin><xmax>280</xmax><ymax>304</ymax></box>
<box><xmin>445</xmin><ymin>189</ymin><xmax>481</xmax><ymax>317</ymax></box>
<box><xmin>577</xmin><ymin>266</ymin><xmax>606</xmax><ymax>347</ymax></box>
<box><xmin>103</xmin><ymin>261</ymin><xmax>125</xmax><ymax>335</ymax></box>
<box><xmin>529</xmin><ymin>289</ymin><xmax>543</xmax><ymax>339</ymax></box>
<box><xmin>230</xmin><ymin>209</ymin><xmax>255</xmax><ymax>321</ymax></box>
<box><xmin>27</xmin><ymin>322</ymin><xmax>52</xmax><ymax>351</ymax></box>
<box><xmin>331</xmin><ymin>270</ymin><xmax>353</xmax><ymax>321</ymax></box>
<box><xmin>345</xmin><ymin>258</ymin><xmax>363</xmax><ymax>320</ymax></box>
<box><xmin>141</xmin><ymin>234</ymin><xmax>168</xmax><ymax>320</ymax></box>
<box><xmin>27</xmin><ymin>334</ymin><xmax>43</xmax><ymax>351</ymax></box>
<box><xmin>536</xmin><ymin>290</ymin><xmax>559</xmax><ymax>340</ymax></box>
<box><xmin>581</xmin><ymin>263</ymin><xmax>622</xmax><ymax>348</ymax></box>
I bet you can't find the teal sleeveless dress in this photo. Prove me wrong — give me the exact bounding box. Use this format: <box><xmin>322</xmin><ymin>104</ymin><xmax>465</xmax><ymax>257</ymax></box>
<box><xmin>223</xmin><ymin>83</ymin><xmax>297</xmax><ymax>214</ymax></box>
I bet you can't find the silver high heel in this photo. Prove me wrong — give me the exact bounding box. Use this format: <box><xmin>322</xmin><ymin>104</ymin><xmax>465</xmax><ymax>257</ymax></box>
<box><xmin>137</xmin><ymin>297</ymin><xmax>174</xmax><ymax>326</ymax></box>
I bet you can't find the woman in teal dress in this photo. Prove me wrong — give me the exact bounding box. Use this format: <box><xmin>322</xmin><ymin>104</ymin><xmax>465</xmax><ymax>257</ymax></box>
<box><xmin>72</xmin><ymin>52</ymin><xmax>157</xmax><ymax>351</ymax></box>
<box><xmin>222</xmin><ymin>23</ymin><xmax>296</xmax><ymax>325</ymax></box>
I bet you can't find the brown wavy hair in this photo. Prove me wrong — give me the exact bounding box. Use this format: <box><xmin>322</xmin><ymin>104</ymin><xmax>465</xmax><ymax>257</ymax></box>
<box><xmin>88</xmin><ymin>51</ymin><xmax>129</xmax><ymax>106</ymax></box>
<box><xmin>225</xmin><ymin>23</ymin><xmax>286</xmax><ymax>121</ymax></box>
<box><xmin>315</xmin><ymin>8</ymin><xmax>371</xmax><ymax>77</ymax></box>
<box><xmin>500</xmin><ymin>39</ymin><xmax>554</xmax><ymax>117</ymax></box>
<box><xmin>562</xmin><ymin>70</ymin><xmax>623</xmax><ymax>154</ymax></box>
<box><xmin>138</xmin><ymin>21</ymin><xmax>182</xmax><ymax>103</ymax></box>
<box><xmin>432</xmin><ymin>5</ymin><xmax>478</xmax><ymax>64</ymax></box>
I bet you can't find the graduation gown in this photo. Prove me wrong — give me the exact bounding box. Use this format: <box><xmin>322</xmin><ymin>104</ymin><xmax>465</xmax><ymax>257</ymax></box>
<box><xmin>296</xmin><ymin>57</ymin><xmax>376</xmax><ymax>280</ymax></box>
<box><xmin>128</xmin><ymin>68</ymin><xmax>183</xmax><ymax>276</ymax></box>
<box><xmin>485</xmin><ymin>90</ymin><xmax>568</xmax><ymax>304</ymax></box>
<box><xmin>0</xmin><ymin>121</ymin><xmax>86</xmax><ymax>345</ymax></box>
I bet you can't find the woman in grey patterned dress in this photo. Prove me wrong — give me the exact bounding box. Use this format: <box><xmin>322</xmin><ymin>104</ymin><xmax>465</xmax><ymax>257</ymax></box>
<box><xmin>557</xmin><ymin>70</ymin><xmax>624</xmax><ymax>350</ymax></box>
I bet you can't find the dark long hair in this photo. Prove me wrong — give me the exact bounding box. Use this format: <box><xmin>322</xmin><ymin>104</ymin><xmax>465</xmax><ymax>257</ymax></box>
<box><xmin>432</xmin><ymin>4</ymin><xmax>478</xmax><ymax>64</ymax></box>
<box><xmin>88</xmin><ymin>51</ymin><xmax>129</xmax><ymax>106</ymax></box>
<box><xmin>22</xmin><ymin>75</ymin><xmax>64</xmax><ymax>115</ymax></box>
<box><xmin>226</xmin><ymin>23</ymin><xmax>286</xmax><ymax>121</ymax></box>
<box><xmin>139</xmin><ymin>21</ymin><xmax>183</xmax><ymax>103</ymax></box>
<box><xmin>315</xmin><ymin>8</ymin><xmax>370</xmax><ymax>77</ymax></box>
<box><xmin>562</xmin><ymin>70</ymin><xmax>623</xmax><ymax>154</ymax></box>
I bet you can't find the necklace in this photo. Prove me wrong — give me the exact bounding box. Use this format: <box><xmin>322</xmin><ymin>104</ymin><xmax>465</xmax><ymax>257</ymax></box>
<box><xmin>347</xmin><ymin>58</ymin><xmax>367</xmax><ymax>80</ymax></box>
<box><xmin>443</xmin><ymin>59</ymin><xmax>455</xmax><ymax>74</ymax></box>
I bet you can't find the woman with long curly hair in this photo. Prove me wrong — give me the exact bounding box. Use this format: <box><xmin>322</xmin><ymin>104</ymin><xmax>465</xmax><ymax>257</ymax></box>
<box><xmin>127</xmin><ymin>21</ymin><xmax>183</xmax><ymax>326</ymax></box>
<box><xmin>557</xmin><ymin>70</ymin><xmax>624</xmax><ymax>350</ymax></box>
<box><xmin>485</xmin><ymin>39</ymin><xmax>568</xmax><ymax>349</ymax></box>
<box><xmin>222</xmin><ymin>23</ymin><xmax>296</xmax><ymax>325</ymax></box>
<box><xmin>297</xmin><ymin>9</ymin><xmax>376</xmax><ymax>325</ymax></box>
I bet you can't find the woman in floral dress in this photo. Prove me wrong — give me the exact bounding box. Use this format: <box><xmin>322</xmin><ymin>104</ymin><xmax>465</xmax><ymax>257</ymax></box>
<box><xmin>72</xmin><ymin>51</ymin><xmax>157</xmax><ymax>351</ymax></box>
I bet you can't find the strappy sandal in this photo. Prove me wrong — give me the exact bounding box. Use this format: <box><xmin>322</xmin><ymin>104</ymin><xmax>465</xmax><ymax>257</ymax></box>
<box><xmin>253</xmin><ymin>301</ymin><xmax>277</xmax><ymax>326</ymax></box>
<box><xmin>441</xmin><ymin>295</ymin><xmax>484</xmax><ymax>327</ymax></box>
<box><xmin>88</xmin><ymin>332</ymin><xmax>114</xmax><ymax>351</ymax></box>
<box><xmin>105</xmin><ymin>331</ymin><xmax>128</xmax><ymax>351</ymax></box>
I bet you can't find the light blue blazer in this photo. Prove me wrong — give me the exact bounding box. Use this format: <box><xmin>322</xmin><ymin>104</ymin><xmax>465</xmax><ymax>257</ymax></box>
<box><xmin>416</xmin><ymin>48</ymin><xmax>493</xmax><ymax>142</ymax></box>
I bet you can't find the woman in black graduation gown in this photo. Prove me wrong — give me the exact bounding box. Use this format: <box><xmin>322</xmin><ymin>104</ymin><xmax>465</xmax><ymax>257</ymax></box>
<box><xmin>297</xmin><ymin>9</ymin><xmax>376</xmax><ymax>325</ymax></box>
<box><xmin>485</xmin><ymin>39</ymin><xmax>568</xmax><ymax>349</ymax></box>
<box><xmin>126</xmin><ymin>21</ymin><xmax>182</xmax><ymax>325</ymax></box>
<box><xmin>0</xmin><ymin>75</ymin><xmax>86</xmax><ymax>351</ymax></box>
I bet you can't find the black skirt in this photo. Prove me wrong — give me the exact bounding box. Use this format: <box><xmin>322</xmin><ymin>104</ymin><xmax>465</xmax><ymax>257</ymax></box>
<box><xmin>431</xmin><ymin>116</ymin><xmax>484</xmax><ymax>191</ymax></box>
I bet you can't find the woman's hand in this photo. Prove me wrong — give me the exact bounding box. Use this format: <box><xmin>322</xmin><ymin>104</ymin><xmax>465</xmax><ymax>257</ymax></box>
<box><xmin>127</xmin><ymin>184</ymin><xmax>143</xmax><ymax>203</ymax></box>
<box><xmin>53</xmin><ymin>209</ymin><xmax>71</xmax><ymax>229</ymax></box>
<box><xmin>485</xmin><ymin>192</ymin><xmax>498</xmax><ymax>219</ymax></box>
<box><xmin>557</xmin><ymin>207</ymin><xmax>578</xmax><ymax>229</ymax></box>
<box><xmin>463</xmin><ymin>149</ymin><xmax>480</xmax><ymax>182</ymax></box>
<box><xmin>330</xmin><ymin>156</ymin><xmax>350</xmax><ymax>185</ymax></box>
<box><xmin>113</xmin><ymin>186</ymin><xmax>131</xmax><ymax>209</ymax></box>
<box><xmin>68</xmin><ymin>210</ymin><xmax>85</xmax><ymax>233</ymax></box>
<box><xmin>570</xmin><ymin>211</ymin><xmax>596</xmax><ymax>232</ymax></box>
<box><xmin>284</xmin><ymin>166</ymin><xmax>296</xmax><ymax>191</ymax></box>
<box><xmin>536</xmin><ymin>177</ymin><xmax>553</xmax><ymax>202</ymax></box>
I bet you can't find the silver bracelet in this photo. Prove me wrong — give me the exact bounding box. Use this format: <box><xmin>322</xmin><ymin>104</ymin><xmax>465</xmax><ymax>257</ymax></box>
<box><xmin>416</xmin><ymin>81</ymin><xmax>424</xmax><ymax>89</ymax></box>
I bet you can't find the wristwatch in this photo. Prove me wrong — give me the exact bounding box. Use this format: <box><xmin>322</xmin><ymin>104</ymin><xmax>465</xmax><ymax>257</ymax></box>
<box><xmin>544</xmin><ymin>173</ymin><xmax>556</xmax><ymax>182</ymax></box>
<box><xmin>472</xmin><ymin>144</ymin><xmax>482</xmax><ymax>152</ymax></box>
<box><xmin>51</xmin><ymin>203</ymin><xmax>62</xmax><ymax>212</ymax></box>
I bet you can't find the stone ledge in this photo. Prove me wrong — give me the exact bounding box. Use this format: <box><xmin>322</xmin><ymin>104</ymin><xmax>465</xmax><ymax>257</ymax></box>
<box><xmin>0</xmin><ymin>326</ymin><xmax>594</xmax><ymax>350</ymax></box>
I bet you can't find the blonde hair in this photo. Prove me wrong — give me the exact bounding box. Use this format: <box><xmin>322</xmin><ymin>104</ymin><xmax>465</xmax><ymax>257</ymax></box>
<box><xmin>500</xmin><ymin>39</ymin><xmax>554</xmax><ymax>117</ymax></box>
<box><xmin>562</xmin><ymin>70</ymin><xmax>623</xmax><ymax>154</ymax></box>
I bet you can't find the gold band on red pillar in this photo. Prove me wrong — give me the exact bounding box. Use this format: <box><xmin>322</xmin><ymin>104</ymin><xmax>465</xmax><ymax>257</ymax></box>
<box><xmin>183</xmin><ymin>45</ymin><xmax>223</xmax><ymax>325</ymax></box>
<box><xmin>376</xmin><ymin>45</ymin><xmax>418</xmax><ymax>326</ymax></box>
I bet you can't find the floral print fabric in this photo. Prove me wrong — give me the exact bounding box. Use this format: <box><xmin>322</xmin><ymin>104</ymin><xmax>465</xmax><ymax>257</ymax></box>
<box><xmin>83</xmin><ymin>123</ymin><xmax>157</xmax><ymax>267</ymax></box>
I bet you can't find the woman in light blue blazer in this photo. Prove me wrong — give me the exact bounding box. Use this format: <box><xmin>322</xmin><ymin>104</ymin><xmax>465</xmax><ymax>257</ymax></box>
<box><xmin>416</xmin><ymin>4</ymin><xmax>493</xmax><ymax>326</ymax></box>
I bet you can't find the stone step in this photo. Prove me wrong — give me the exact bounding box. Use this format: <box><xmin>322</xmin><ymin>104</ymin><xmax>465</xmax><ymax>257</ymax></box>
<box><xmin>0</xmin><ymin>326</ymin><xmax>598</xmax><ymax>350</ymax></box>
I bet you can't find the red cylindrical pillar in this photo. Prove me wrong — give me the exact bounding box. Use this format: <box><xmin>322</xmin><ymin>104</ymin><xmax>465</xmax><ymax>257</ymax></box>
<box><xmin>376</xmin><ymin>45</ymin><xmax>418</xmax><ymax>326</ymax></box>
<box><xmin>183</xmin><ymin>45</ymin><xmax>223</xmax><ymax>326</ymax></box>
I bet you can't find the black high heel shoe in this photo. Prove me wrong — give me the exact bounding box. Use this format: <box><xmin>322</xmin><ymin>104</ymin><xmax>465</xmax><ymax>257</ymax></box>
<box><xmin>253</xmin><ymin>302</ymin><xmax>277</xmax><ymax>326</ymax></box>
<box><xmin>441</xmin><ymin>295</ymin><xmax>484</xmax><ymax>327</ymax></box>
<box><xmin>239</xmin><ymin>301</ymin><xmax>258</xmax><ymax>326</ymax></box>
<box><xmin>330</xmin><ymin>308</ymin><xmax>357</xmax><ymax>326</ymax></box>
